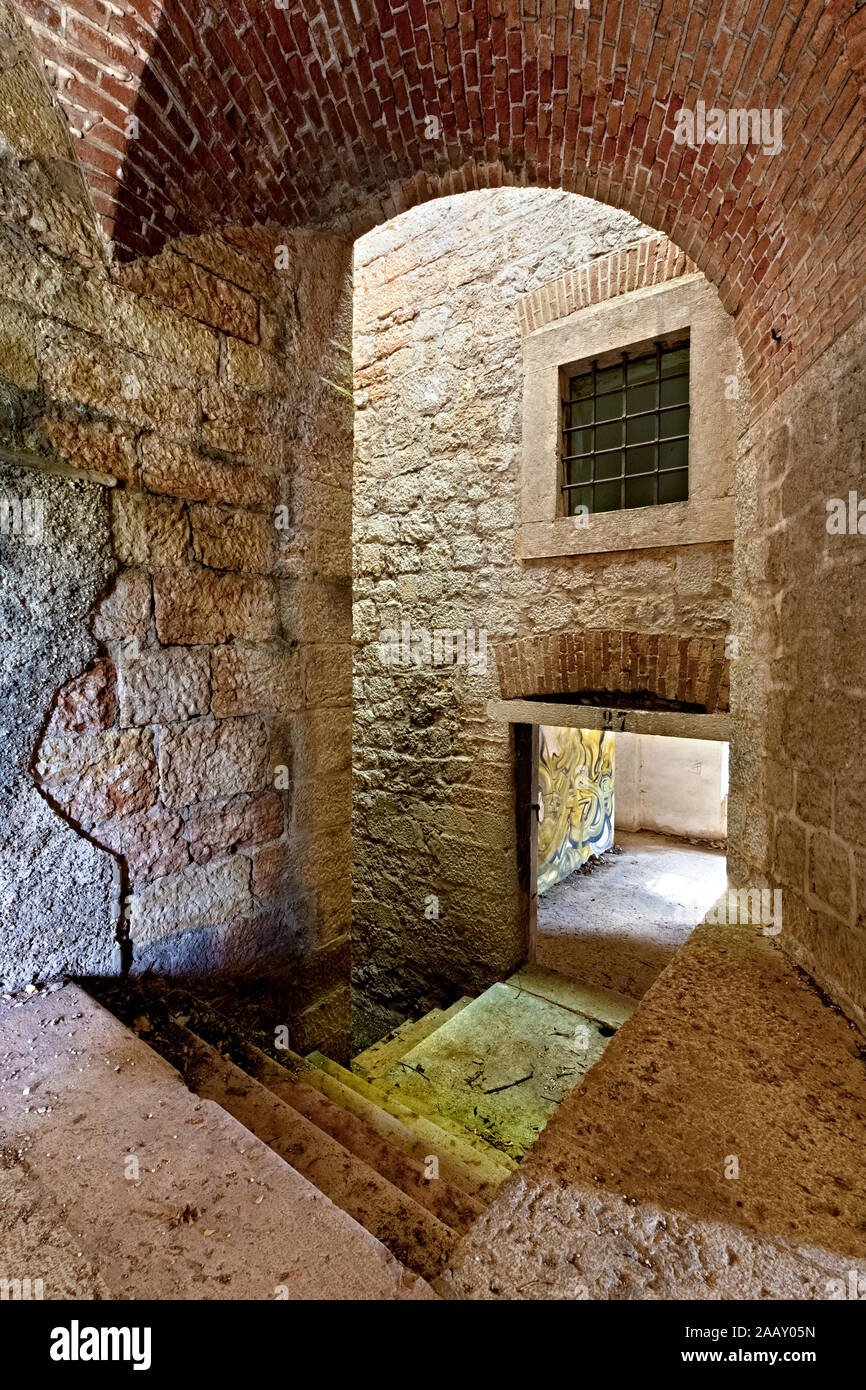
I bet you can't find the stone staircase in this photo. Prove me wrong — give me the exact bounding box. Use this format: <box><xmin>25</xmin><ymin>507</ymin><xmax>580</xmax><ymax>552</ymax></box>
<box><xmin>0</xmin><ymin>966</ymin><xmax>632</xmax><ymax>1299</ymax></box>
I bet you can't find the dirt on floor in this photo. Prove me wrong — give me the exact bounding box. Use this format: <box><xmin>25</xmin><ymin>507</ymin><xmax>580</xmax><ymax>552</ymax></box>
<box><xmin>537</xmin><ymin>829</ymin><xmax>727</xmax><ymax>1000</ymax></box>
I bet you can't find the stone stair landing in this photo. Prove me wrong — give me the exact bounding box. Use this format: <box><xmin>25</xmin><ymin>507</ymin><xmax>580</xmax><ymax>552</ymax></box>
<box><xmin>372</xmin><ymin>981</ymin><xmax>616</xmax><ymax>1162</ymax></box>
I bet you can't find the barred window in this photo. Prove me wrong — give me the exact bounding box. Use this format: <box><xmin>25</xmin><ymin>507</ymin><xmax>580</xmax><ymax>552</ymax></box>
<box><xmin>561</xmin><ymin>340</ymin><xmax>690</xmax><ymax>516</ymax></box>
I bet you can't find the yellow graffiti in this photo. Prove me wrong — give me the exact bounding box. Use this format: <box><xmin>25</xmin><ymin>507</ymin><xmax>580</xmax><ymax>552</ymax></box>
<box><xmin>537</xmin><ymin>728</ymin><xmax>614</xmax><ymax>893</ymax></box>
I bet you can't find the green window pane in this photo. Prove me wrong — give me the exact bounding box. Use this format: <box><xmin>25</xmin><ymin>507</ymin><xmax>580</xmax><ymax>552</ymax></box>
<box><xmin>626</xmin><ymin>413</ymin><xmax>655</xmax><ymax>445</ymax></box>
<box><xmin>658</xmin><ymin>469</ymin><xmax>689</xmax><ymax>503</ymax></box>
<box><xmin>595</xmin><ymin>451</ymin><xmax>622</xmax><ymax>481</ymax></box>
<box><xmin>593</xmin><ymin>481</ymin><xmax>621</xmax><ymax>512</ymax></box>
<box><xmin>570</xmin><ymin>373</ymin><xmax>593</xmax><ymax>400</ymax></box>
<box><xmin>564</xmin><ymin>426</ymin><xmax>594</xmax><ymax>455</ymax></box>
<box><xmin>659</xmin><ymin>437</ymin><xmax>688</xmax><ymax>470</ymax></box>
<box><xmin>660</xmin><ymin>374</ymin><xmax>689</xmax><ymax>407</ymax></box>
<box><xmin>569</xmin><ymin>485</ymin><xmax>592</xmax><ymax>515</ymax></box>
<box><xmin>561</xmin><ymin>341</ymin><xmax>690</xmax><ymax>518</ymax></box>
<box><xmin>595</xmin><ymin>420</ymin><xmax>621</xmax><ymax>452</ymax></box>
<box><xmin>568</xmin><ymin>457</ymin><xmax>592</xmax><ymax>485</ymax></box>
<box><xmin>627</xmin><ymin>353</ymin><xmax>657</xmax><ymax>385</ymax></box>
<box><xmin>660</xmin><ymin>406</ymin><xmax>689</xmax><ymax>439</ymax></box>
<box><xmin>595</xmin><ymin>392</ymin><xmax>622</xmax><ymax>423</ymax></box>
<box><xmin>595</xmin><ymin>364</ymin><xmax>623</xmax><ymax>394</ymax></box>
<box><xmin>625</xmin><ymin>444</ymin><xmax>655</xmax><ymax>475</ymax></box>
<box><xmin>625</xmin><ymin>474</ymin><xmax>656</xmax><ymax>509</ymax></box>
<box><xmin>626</xmin><ymin>382</ymin><xmax>656</xmax><ymax>414</ymax></box>
<box><xmin>660</xmin><ymin>346</ymin><xmax>689</xmax><ymax>378</ymax></box>
<box><xmin>565</xmin><ymin>399</ymin><xmax>593</xmax><ymax>427</ymax></box>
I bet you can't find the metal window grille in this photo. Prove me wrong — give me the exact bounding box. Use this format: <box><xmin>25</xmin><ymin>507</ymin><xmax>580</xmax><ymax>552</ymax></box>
<box><xmin>561</xmin><ymin>340</ymin><xmax>690</xmax><ymax>516</ymax></box>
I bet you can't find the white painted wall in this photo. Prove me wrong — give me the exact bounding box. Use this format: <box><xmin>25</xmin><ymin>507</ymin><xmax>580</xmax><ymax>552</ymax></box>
<box><xmin>614</xmin><ymin>732</ymin><xmax>728</xmax><ymax>841</ymax></box>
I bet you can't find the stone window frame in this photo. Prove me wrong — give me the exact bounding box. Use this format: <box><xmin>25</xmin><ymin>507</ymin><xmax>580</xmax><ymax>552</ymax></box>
<box><xmin>519</xmin><ymin>274</ymin><xmax>739</xmax><ymax>558</ymax></box>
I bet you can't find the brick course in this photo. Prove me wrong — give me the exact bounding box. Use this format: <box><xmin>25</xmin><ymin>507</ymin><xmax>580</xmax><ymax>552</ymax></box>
<box><xmin>494</xmin><ymin>630</ymin><xmax>730</xmax><ymax>712</ymax></box>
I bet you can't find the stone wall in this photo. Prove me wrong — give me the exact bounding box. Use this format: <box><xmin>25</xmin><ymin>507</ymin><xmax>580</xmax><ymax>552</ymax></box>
<box><xmin>614</xmin><ymin>732</ymin><xmax>728</xmax><ymax>843</ymax></box>
<box><xmin>732</xmin><ymin>309</ymin><xmax>866</xmax><ymax>1032</ymax></box>
<box><xmin>0</xmin><ymin>8</ymin><xmax>353</xmax><ymax>1053</ymax></box>
<box><xmin>352</xmin><ymin>188</ymin><xmax>736</xmax><ymax>1043</ymax></box>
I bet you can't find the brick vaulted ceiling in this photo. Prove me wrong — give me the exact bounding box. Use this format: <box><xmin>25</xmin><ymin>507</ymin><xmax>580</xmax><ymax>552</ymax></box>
<box><xmin>14</xmin><ymin>0</ymin><xmax>866</xmax><ymax>405</ymax></box>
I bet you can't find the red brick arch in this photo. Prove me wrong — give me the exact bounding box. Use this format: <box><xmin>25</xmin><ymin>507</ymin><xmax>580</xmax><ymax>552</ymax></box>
<box><xmin>494</xmin><ymin>630</ymin><xmax>730</xmax><ymax>713</ymax></box>
<box><xmin>15</xmin><ymin>0</ymin><xmax>866</xmax><ymax>411</ymax></box>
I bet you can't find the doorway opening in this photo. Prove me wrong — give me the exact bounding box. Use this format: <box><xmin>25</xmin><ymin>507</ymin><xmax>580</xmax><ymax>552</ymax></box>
<box><xmin>535</xmin><ymin>725</ymin><xmax>728</xmax><ymax>1001</ymax></box>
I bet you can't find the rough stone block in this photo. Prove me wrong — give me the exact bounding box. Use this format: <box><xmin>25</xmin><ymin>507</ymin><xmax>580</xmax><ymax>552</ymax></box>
<box><xmin>117</xmin><ymin>642</ymin><xmax>210</xmax><ymax>726</ymax></box>
<box><xmin>223</xmin><ymin>336</ymin><xmax>298</xmax><ymax>396</ymax></box>
<box><xmin>46</xmin><ymin>658</ymin><xmax>116</xmax><ymax>734</ymax></box>
<box><xmin>290</xmin><ymin>707</ymin><xmax>351</xmax><ymax>778</ymax></box>
<box><xmin>251</xmin><ymin>840</ymin><xmax>294</xmax><ymax>900</ymax></box>
<box><xmin>0</xmin><ymin>299</ymin><xmax>38</xmax><ymax>387</ymax></box>
<box><xmin>153</xmin><ymin>569</ymin><xmax>278</xmax><ymax>645</ymax></box>
<box><xmin>113</xmin><ymin>249</ymin><xmax>260</xmax><ymax>341</ymax></box>
<box><xmin>101</xmin><ymin>280</ymin><xmax>220</xmax><ymax>378</ymax></box>
<box><xmin>279</xmin><ymin>577</ymin><xmax>350</xmax><ymax>643</ymax></box>
<box><xmin>302</xmin><ymin>643</ymin><xmax>352</xmax><ymax>706</ymax></box>
<box><xmin>130</xmin><ymin>855</ymin><xmax>252</xmax><ymax>946</ymax></box>
<box><xmin>38</xmin><ymin>415</ymin><xmax>138</xmax><ymax>485</ymax></box>
<box><xmin>290</xmin><ymin>477</ymin><xmax>351</xmax><ymax>534</ymax></box>
<box><xmin>111</xmin><ymin>490</ymin><xmax>189</xmax><ymax>568</ymax></box>
<box><xmin>211</xmin><ymin>643</ymin><xmax>300</xmax><ymax>716</ymax></box>
<box><xmin>172</xmin><ymin>231</ymin><xmax>280</xmax><ymax>299</ymax></box>
<box><xmin>808</xmin><ymin>830</ymin><xmax>853</xmax><ymax>921</ymax></box>
<box><xmin>158</xmin><ymin>716</ymin><xmax>269</xmax><ymax>810</ymax></box>
<box><xmin>190</xmin><ymin>504</ymin><xmax>272</xmax><ymax>573</ymax></box>
<box><xmin>185</xmin><ymin>790</ymin><xmax>284</xmax><ymax>864</ymax></box>
<box><xmin>36</xmin><ymin>729</ymin><xmax>158</xmax><ymax>825</ymax></box>
<box><xmin>0</xmin><ymin>55</ymin><xmax>71</xmax><ymax>161</ymax></box>
<box><xmin>141</xmin><ymin>437</ymin><xmax>277</xmax><ymax>508</ymax></box>
<box><xmin>91</xmin><ymin>803</ymin><xmax>189</xmax><ymax>884</ymax></box>
<box><xmin>38</xmin><ymin>324</ymin><xmax>198</xmax><ymax>433</ymax></box>
<box><xmin>92</xmin><ymin>568</ymin><xmax>151</xmax><ymax>641</ymax></box>
<box><xmin>200</xmin><ymin>382</ymin><xmax>285</xmax><ymax>469</ymax></box>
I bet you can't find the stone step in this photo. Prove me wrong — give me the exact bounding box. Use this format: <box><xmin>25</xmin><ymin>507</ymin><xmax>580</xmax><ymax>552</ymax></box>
<box><xmin>372</xmin><ymin>1066</ymin><xmax>521</xmax><ymax>1170</ymax></box>
<box><xmin>290</xmin><ymin>1049</ymin><xmax>496</xmax><ymax>1202</ymax></box>
<box><xmin>351</xmin><ymin>998</ymin><xmax>473</xmax><ymax>1080</ymax></box>
<box><xmin>380</xmin><ymin>980</ymin><xmax>614</xmax><ymax>1162</ymax></box>
<box><xmin>236</xmin><ymin>1040</ymin><xmax>484</xmax><ymax>1234</ymax></box>
<box><xmin>171</xmin><ymin>1025</ymin><xmax>455</xmax><ymax>1282</ymax></box>
<box><xmin>505</xmin><ymin>966</ymin><xmax>636</xmax><ymax>1030</ymax></box>
<box><xmin>0</xmin><ymin>1153</ymin><xmax>111</xmax><ymax>1301</ymax></box>
<box><xmin>0</xmin><ymin>985</ymin><xmax>434</xmax><ymax>1301</ymax></box>
<box><xmin>307</xmin><ymin>1052</ymin><xmax>512</xmax><ymax>1192</ymax></box>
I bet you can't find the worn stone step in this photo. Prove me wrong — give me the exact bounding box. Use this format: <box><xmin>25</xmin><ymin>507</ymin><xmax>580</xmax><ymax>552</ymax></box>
<box><xmin>236</xmin><ymin>1040</ymin><xmax>485</xmax><ymax>1234</ymax></box>
<box><xmin>307</xmin><ymin>1052</ymin><xmax>511</xmax><ymax>1192</ymax></box>
<box><xmin>381</xmin><ymin>981</ymin><xmax>613</xmax><ymax>1162</ymax></box>
<box><xmin>0</xmin><ymin>985</ymin><xmax>434</xmax><ymax>1301</ymax></box>
<box><xmin>351</xmin><ymin>998</ymin><xmax>473</xmax><ymax>1080</ymax></box>
<box><xmin>171</xmin><ymin>1025</ymin><xmax>455</xmax><ymax>1282</ymax></box>
<box><xmin>505</xmin><ymin>966</ymin><xmax>636</xmax><ymax>1030</ymax></box>
<box><xmin>371</xmin><ymin>1064</ymin><xmax>521</xmax><ymax>1170</ymax></box>
<box><xmin>289</xmin><ymin>1049</ymin><xmax>496</xmax><ymax>1203</ymax></box>
<box><xmin>0</xmin><ymin>1154</ymin><xmax>111</xmax><ymax>1301</ymax></box>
